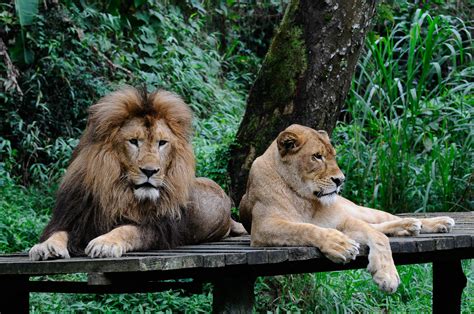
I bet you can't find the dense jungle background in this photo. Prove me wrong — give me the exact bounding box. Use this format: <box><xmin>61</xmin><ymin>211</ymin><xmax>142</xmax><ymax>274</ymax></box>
<box><xmin>1</xmin><ymin>0</ymin><xmax>472</xmax><ymax>312</ymax></box>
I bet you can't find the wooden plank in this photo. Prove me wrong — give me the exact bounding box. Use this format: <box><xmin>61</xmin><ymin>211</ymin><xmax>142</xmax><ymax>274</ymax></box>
<box><xmin>225</xmin><ymin>253</ymin><xmax>247</xmax><ymax>265</ymax></box>
<box><xmin>389</xmin><ymin>238</ymin><xmax>418</xmax><ymax>253</ymax></box>
<box><xmin>202</xmin><ymin>254</ymin><xmax>226</xmax><ymax>268</ymax></box>
<box><xmin>415</xmin><ymin>239</ymin><xmax>436</xmax><ymax>252</ymax></box>
<box><xmin>0</xmin><ymin>256</ymin><xmax>144</xmax><ymax>275</ymax></box>
<box><xmin>139</xmin><ymin>255</ymin><xmax>203</xmax><ymax>271</ymax></box>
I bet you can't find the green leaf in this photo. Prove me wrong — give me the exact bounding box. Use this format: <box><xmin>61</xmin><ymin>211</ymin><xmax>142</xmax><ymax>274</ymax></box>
<box><xmin>14</xmin><ymin>0</ymin><xmax>39</xmax><ymax>26</ymax></box>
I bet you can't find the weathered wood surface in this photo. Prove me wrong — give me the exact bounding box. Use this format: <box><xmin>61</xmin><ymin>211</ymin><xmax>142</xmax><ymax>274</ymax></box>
<box><xmin>0</xmin><ymin>212</ymin><xmax>472</xmax><ymax>277</ymax></box>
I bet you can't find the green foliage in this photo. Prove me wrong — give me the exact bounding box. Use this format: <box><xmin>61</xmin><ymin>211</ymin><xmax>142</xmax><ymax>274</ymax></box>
<box><xmin>335</xmin><ymin>9</ymin><xmax>473</xmax><ymax>213</ymax></box>
<box><xmin>14</xmin><ymin>0</ymin><xmax>39</xmax><ymax>26</ymax></box>
<box><xmin>1</xmin><ymin>0</ymin><xmax>254</xmax><ymax>185</ymax></box>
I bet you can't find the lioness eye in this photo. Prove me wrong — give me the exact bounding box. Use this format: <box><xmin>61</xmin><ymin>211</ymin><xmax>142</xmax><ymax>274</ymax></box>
<box><xmin>312</xmin><ymin>153</ymin><xmax>323</xmax><ymax>161</ymax></box>
<box><xmin>158</xmin><ymin>140</ymin><xmax>168</xmax><ymax>147</ymax></box>
<box><xmin>129</xmin><ymin>139</ymin><xmax>139</xmax><ymax>146</ymax></box>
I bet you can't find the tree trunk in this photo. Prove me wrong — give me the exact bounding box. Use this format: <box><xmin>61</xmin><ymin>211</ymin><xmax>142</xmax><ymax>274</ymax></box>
<box><xmin>228</xmin><ymin>0</ymin><xmax>376</xmax><ymax>204</ymax></box>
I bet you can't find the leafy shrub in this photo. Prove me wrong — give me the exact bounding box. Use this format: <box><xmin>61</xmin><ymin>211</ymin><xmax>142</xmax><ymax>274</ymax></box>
<box><xmin>1</xmin><ymin>0</ymin><xmax>255</xmax><ymax>185</ymax></box>
<box><xmin>335</xmin><ymin>9</ymin><xmax>473</xmax><ymax>213</ymax></box>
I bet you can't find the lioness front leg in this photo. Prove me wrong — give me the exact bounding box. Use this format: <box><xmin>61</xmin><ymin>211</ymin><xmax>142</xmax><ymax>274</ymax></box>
<box><xmin>29</xmin><ymin>231</ymin><xmax>70</xmax><ymax>261</ymax></box>
<box><xmin>370</xmin><ymin>218</ymin><xmax>422</xmax><ymax>236</ymax></box>
<box><xmin>85</xmin><ymin>225</ymin><xmax>147</xmax><ymax>258</ymax></box>
<box><xmin>419</xmin><ymin>216</ymin><xmax>455</xmax><ymax>233</ymax></box>
<box><xmin>340</xmin><ymin>217</ymin><xmax>400</xmax><ymax>293</ymax></box>
<box><xmin>251</xmin><ymin>218</ymin><xmax>360</xmax><ymax>264</ymax></box>
<box><xmin>341</xmin><ymin>198</ymin><xmax>454</xmax><ymax>236</ymax></box>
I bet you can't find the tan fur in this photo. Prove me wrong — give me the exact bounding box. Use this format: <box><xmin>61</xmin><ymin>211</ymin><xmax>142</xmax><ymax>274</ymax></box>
<box><xmin>240</xmin><ymin>124</ymin><xmax>455</xmax><ymax>293</ymax></box>
<box><xmin>30</xmin><ymin>87</ymin><xmax>244</xmax><ymax>261</ymax></box>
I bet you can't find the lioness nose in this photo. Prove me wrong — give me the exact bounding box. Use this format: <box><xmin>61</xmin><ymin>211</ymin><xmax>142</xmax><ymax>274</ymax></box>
<box><xmin>331</xmin><ymin>176</ymin><xmax>345</xmax><ymax>187</ymax></box>
<box><xmin>140</xmin><ymin>167</ymin><xmax>160</xmax><ymax>178</ymax></box>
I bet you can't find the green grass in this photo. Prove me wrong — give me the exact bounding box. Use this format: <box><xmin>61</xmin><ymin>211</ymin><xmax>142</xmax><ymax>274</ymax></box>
<box><xmin>0</xmin><ymin>182</ymin><xmax>53</xmax><ymax>253</ymax></box>
<box><xmin>256</xmin><ymin>262</ymin><xmax>473</xmax><ymax>313</ymax></box>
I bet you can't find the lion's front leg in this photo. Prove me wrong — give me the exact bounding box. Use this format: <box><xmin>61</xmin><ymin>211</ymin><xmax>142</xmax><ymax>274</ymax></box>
<box><xmin>29</xmin><ymin>231</ymin><xmax>70</xmax><ymax>261</ymax></box>
<box><xmin>85</xmin><ymin>225</ymin><xmax>147</xmax><ymax>258</ymax></box>
<box><xmin>340</xmin><ymin>217</ymin><xmax>400</xmax><ymax>293</ymax></box>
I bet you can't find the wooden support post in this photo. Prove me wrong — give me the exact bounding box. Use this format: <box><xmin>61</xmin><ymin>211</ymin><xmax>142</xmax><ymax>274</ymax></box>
<box><xmin>433</xmin><ymin>259</ymin><xmax>467</xmax><ymax>314</ymax></box>
<box><xmin>212</xmin><ymin>275</ymin><xmax>256</xmax><ymax>314</ymax></box>
<box><xmin>0</xmin><ymin>275</ymin><xmax>29</xmax><ymax>314</ymax></box>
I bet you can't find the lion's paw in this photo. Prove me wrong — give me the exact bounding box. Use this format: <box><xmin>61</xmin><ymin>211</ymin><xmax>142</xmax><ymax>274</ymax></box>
<box><xmin>29</xmin><ymin>241</ymin><xmax>70</xmax><ymax>261</ymax></box>
<box><xmin>421</xmin><ymin>216</ymin><xmax>455</xmax><ymax>233</ymax></box>
<box><xmin>320</xmin><ymin>229</ymin><xmax>360</xmax><ymax>264</ymax></box>
<box><xmin>85</xmin><ymin>236</ymin><xmax>127</xmax><ymax>258</ymax></box>
<box><xmin>393</xmin><ymin>218</ymin><xmax>422</xmax><ymax>236</ymax></box>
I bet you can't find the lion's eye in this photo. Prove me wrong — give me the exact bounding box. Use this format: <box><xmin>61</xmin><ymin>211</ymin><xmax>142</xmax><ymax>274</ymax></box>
<box><xmin>129</xmin><ymin>139</ymin><xmax>139</xmax><ymax>146</ymax></box>
<box><xmin>312</xmin><ymin>153</ymin><xmax>323</xmax><ymax>161</ymax></box>
<box><xmin>158</xmin><ymin>140</ymin><xmax>168</xmax><ymax>147</ymax></box>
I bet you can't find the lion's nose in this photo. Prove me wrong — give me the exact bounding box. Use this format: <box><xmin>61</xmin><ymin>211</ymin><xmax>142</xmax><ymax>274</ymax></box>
<box><xmin>331</xmin><ymin>176</ymin><xmax>345</xmax><ymax>187</ymax></box>
<box><xmin>140</xmin><ymin>167</ymin><xmax>160</xmax><ymax>178</ymax></box>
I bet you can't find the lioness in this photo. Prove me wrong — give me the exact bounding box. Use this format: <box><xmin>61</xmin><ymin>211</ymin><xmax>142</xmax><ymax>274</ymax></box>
<box><xmin>30</xmin><ymin>87</ymin><xmax>245</xmax><ymax>260</ymax></box>
<box><xmin>240</xmin><ymin>124</ymin><xmax>455</xmax><ymax>292</ymax></box>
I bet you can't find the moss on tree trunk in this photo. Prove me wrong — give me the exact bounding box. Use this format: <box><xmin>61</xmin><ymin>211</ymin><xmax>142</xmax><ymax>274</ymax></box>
<box><xmin>228</xmin><ymin>0</ymin><xmax>376</xmax><ymax>204</ymax></box>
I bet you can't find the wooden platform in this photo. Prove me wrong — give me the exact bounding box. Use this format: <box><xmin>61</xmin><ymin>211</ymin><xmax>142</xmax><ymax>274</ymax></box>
<box><xmin>0</xmin><ymin>212</ymin><xmax>472</xmax><ymax>313</ymax></box>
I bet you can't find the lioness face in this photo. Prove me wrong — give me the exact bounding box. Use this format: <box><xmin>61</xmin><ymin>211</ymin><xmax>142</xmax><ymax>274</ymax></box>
<box><xmin>118</xmin><ymin>117</ymin><xmax>174</xmax><ymax>201</ymax></box>
<box><xmin>277</xmin><ymin>124</ymin><xmax>345</xmax><ymax>205</ymax></box>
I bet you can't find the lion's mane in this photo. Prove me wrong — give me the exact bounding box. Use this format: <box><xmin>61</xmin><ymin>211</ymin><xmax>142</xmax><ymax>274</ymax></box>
<box><xmin>40</xmin><ymin>87</ymin><xmax>195</xmax><ymax>255</ymax></box>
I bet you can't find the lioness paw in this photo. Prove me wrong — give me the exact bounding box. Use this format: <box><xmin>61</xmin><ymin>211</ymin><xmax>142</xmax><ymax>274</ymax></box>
<box><xmin>372</xmin><ymin>266</ymin><xmax>400</xmax><ymax>293</ymax></box>
<box><xmin>420</xmin><ymin>217</ymin><xmax>455</xmax><ymax>233</ymax></box>
<box><xmin>367</xmin><ymin>252</ymin><xmax>399</xmax><ymax>293</ymax></box>
<box><xmin>29</xmin><ymin>241</ymin><xmax>70</xmax><ymax>261</ymax></box>
<box><xmin>320</xmin><ymin>230</ymin><xmax>360</xmax><ymax>264</ymax></box>
<box><xmin>85</xmin><ymin>236</ymin><xmax>126</xmax><ymax>258</ymax></box>
<box><xmin>393</xmin><ymin>218</ymin><xmax>422</xmax><ymax>236</ymax></box>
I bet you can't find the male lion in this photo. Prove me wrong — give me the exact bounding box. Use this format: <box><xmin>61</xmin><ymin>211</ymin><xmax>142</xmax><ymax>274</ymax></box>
<box><xmin>30</xmin><ymin>87</ymin><xmax>245</xmax><ymax>260</ymax></box>
<box><xmin>239</xmin><ymin>124</ymin><xmax>455</xmax><ymax>293</ymax></box>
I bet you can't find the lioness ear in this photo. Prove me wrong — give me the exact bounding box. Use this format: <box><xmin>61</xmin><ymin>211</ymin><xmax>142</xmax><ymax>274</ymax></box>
<box><xmin>318</xmin><ymin>130</ymin><xmax>330</xmax><ymax>142</ymax></box>
<box><xmin>277</xmin><ymin>131</ymin><xmax>302</xmax><ymax>157</ymax></box>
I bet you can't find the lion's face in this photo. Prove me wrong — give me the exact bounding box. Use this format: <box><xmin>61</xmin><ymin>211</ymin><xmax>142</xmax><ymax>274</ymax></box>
<box><xmin>71</xmin><ymin>87</ymin><xmax>195</xmax><ymax>218</ymax></box>
<box><xmin>118</xmin><ymin>117</ymin><xmax>176</xmax><ymax>201</ymax></box>
<box><xmin>276</xmin><ymin>124</ymin><xmax>345</xmax><ymax>205</ymax></box>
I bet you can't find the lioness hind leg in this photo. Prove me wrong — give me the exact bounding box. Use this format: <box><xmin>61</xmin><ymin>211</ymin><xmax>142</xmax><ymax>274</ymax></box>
<box><xmin>371</xmin><ymin>218</ymin><xmax>422</xmax><ymax>236</ymax></box>
<box><xmin>29</xmin><ymin>231</ymin><xmax>70</xmax><ymax>261</ymax></box>
<box><xmin>419</xmin><ymin>216</ymin><xmax>455</xmax><ymax>233</ymax></box>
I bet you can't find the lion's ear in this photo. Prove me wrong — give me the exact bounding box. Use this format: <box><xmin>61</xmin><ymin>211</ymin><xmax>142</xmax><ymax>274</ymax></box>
<box><xmin>277</xmin><ymin>131</ymin><xmax>302</xmax><ymax>157</ymax></box>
